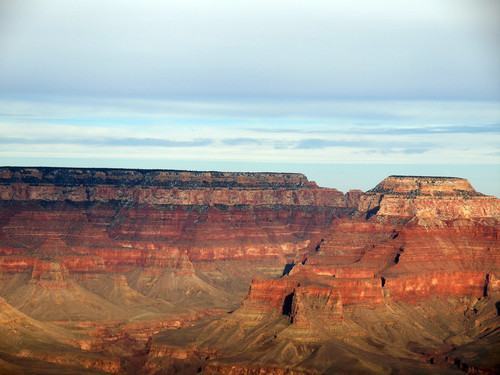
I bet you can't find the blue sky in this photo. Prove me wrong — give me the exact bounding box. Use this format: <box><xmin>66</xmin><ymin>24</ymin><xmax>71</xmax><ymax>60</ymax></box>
<box><xmin>0</xmin><ymin>0</ymin><xmax>499</xmax><ymax>195</ymax></box>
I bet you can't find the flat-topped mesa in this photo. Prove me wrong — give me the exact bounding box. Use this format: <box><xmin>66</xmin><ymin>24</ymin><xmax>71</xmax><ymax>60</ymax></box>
<box><xmin>0</xmin><ymin>166</ymin><xmax>316</xmax><ymax>189</ymax></box>
<box><xmin>368</xmin><ymin>175</ymin><xmax>479</xmax><ymax>196</ymax></box>
<box><xmin>359</xmin><ymin>175</ymin><xmax>499</xmax><ymax>222</ymax></box>
<box><xmin>0</xmin><ymin>167</ymin><xmax>349</xmax><ymax>206</ymax></box>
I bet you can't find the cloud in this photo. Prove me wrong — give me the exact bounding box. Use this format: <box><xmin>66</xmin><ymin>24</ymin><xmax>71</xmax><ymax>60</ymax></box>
<box><xmin>0</xmin><ymin>98</ymin><xmax>498</xmax><ymax>166</ymax></box>
<box><xmin>0</xmin><ymin>137</ymin><xmax>213</xmax><ymax>148</ymax></box>
<box><xmin>0</xmin><ymin>0</ymin><xmax>499</xmax><ymax>100</ymax></box>
<box><xmin>220</xmin><ymin>138</ymin><xmax>263</xmax><ymax>146</ymax></box>
<box><xmin>355</xmin><ymin>124</ymin><xmax>500</xmax><ymax>135</ymax></box>
<box><xmin>365</xmin><ymin>147</ymin><xmax>432</xmax><ymax>155</ymax></box>
<box><xmin>247</xmin><ymin>123</ymin><xmax>500</xmax><ymax>136</ymax></box>
<box><xmin>292</xmin><ymin>139</ymin><xmax>436</xmax><ymax>155</ymax></box>
<box><xmin>294</xmin><ymin>139</ymin><xmax>363</xmax><ymax>149</ymax></box>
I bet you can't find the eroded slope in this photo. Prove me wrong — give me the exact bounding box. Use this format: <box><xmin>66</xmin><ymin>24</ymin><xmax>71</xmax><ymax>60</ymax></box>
<box><xmin>146</xmin><ymin>176</ymin><xmax>500</xmax><ymax>374</ymax></box>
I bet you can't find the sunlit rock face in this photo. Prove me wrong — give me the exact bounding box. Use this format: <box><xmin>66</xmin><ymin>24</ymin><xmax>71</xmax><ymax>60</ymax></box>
<box><xmin>0</xmin><ymin>167</ymin><xmax>358</xmax><ymax>373</ymax></box>
<box><xmin>147</xmin><ymin>175</ymin><xmax>499</xmax><ymax>375</ymax></box>
<box><xmin>0</xmin><ymin>168</ymin><xmax>356</xmax><ymax>316</ymax></box>
<box><xmin>0</xmin><ymin>167</ymin><xmax>347</xmax><ymax>206</ymax></box>
<box><xmin>243</xmin><ymin>176</ymin><xmax>499</xmax><ymax>316</ymax></box>
<box><xmin>358</xmin><ymin>175</ymin><xmax>499</xmax><ymax>222</ymax></box>
<box><xmin>368</xmin><ymin>175</ymin><xmax>478</xmax><ymax>195</ymax></box>
<box><xmin>0</xmin><ymin>169</ymin><xmax>498</xmax><ymax>374</ymax></box>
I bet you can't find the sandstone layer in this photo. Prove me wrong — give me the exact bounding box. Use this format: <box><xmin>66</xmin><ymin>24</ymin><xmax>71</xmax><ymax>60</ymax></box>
<box><xmin>146</xmin><ymin>175</ymin><xmax>499</xmax><ymax>375</ymax></box>
<box><xmin>0</xmin><ymin>168</ymin><xmax>355</xmax><ymax>312</ymax></box>
<box><xmin>0</xmin><ymin>169</ymin><xmax>498</xmax><ymax>374</ymax></box>
<box><xmin>0</xmin><ymin>166</ymin><xmax>356</xmax><ymax>373</ymax></box>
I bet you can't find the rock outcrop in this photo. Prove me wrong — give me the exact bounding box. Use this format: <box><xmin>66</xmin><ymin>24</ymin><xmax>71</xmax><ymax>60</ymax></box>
<box><xmin>1</xmin><ymin>169</ymin><xmax>499</xmax><ymax>374</ymax></box>
<box><xmin>0</xmin><ymin>167</ymin><xmax>347</xmax><ymax>206</ymax></box>
<box><xmin>146</xmin><ymin>175</ymin><xmax>499</xmax><ymax>374</ymax></box>
<box><xmin>0</xmin><ymin>166</ymin><xmax>357</xmax><ymax>372</ymax></box>
<box><xmin>242</xmin><ymin>176</ymin><xmax>499</xmax><ymax>315</ymax></box>
<box><xmin>359</xmin><ymin>175</ymin><xmax>498</xmax><ymax>221</ymax></box>
<box><xmin>0</xmin><ymin>167</ymin><xmax>356</xmax><ymax>321</ymax></box>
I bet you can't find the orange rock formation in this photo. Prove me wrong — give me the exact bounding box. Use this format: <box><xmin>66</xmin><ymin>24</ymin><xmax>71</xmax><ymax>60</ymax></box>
<box><xmin>0</xmin><ymin>169</ymin><xmax>498</xmax><ymax>374</ymax></box>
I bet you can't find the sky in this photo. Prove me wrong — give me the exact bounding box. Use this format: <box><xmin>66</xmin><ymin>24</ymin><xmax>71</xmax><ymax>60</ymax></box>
<box><xmin>0</xmin><ymin>0</ymin><xmax>499</xmax><ymax>195</ymax></box>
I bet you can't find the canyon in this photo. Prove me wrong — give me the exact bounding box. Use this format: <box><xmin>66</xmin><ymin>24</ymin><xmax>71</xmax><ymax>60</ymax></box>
<box><xmin>0</xmin><ymin>167</ymin><xmax>498</xmax><ymax>374</ymax></box>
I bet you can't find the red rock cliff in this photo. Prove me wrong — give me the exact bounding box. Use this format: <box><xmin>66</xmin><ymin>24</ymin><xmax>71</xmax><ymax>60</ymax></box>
<box><xmin>0</xmin><ymin>167</ymin><xmax>346</xmax><ymax>206</ymax></box>
<box><xmin>0</xmin><ymin>167</ymin><xmax>356</xmax><ymax>321</ymax></box>
<box><xmin>241</xmin><ymin>175</ymin><xmax>499</xmax><ymax>325</ymax></box>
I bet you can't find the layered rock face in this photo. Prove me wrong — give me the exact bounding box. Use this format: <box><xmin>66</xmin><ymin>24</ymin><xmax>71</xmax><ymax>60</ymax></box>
<box><xmin>149</xmin><ymin>176</ymin><xmax>499</xmax><ymax>374</ymax></box>
<box><xmin>243</xmin><ymin>176</ymin><xmax>499</xmax><ymax>314</ymax></box>
<box><xmin>0</xmin><ymin>166</ymin><xmax>357</xmax><ymax>373</ymax></box>
<box><xmin>0</xmin><ymin>167</ymin><xmax>345</xmax><ymax>206</ymax></box>
<box><xmin>367</xmin><ymin>175</ymin><xmax>478</xmax><ymax>195</ymax></box>
<box><xmin>0</xmin><ymin>166</ymin><xmax>353</xmax><ymax>281</ymax></box>
<box><xmin>1</xmin><ymin>169</ymin><xmax>499</xmax><ymax>374</ymax></box>
<box><xmin>359</xmin><ymin>176</ymin><xmax>498</xmax><ymax>221</ymax></box>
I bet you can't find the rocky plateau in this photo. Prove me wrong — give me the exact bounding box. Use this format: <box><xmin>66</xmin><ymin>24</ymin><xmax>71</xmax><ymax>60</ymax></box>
<box><xmin>0</xmin><ymin>167</ymin><xmax>498</xmax><ymax>374</ymax></box>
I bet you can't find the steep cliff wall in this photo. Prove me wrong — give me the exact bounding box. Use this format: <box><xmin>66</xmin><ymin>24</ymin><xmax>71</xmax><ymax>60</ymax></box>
<box><xmin>358</xmin><ymin>175</ymin><xmax>499</xmax><ymax>221</ymax></box>
<box><xmin>0</xmin><ymin>167</ymin><xmax>345</xmax><ymax>206</ymax></box>
<box><xmin>0</xmin><ymin>167</ymin><xmax>356</xmax><ymax>322</ymax></box>
<box><xmin>2</xmin><ymin>170</ymin><xmax>499</xmax><ymax>374</ymax></box>
<box><xmin>243</xmin><ymin>176</ymin><xmax>499</xmax><ymax>318</ymax></box>
<box><xmin>155</xmin><ymin>176</ymin><xmax>499</xmax><ymax>374</ymax></box>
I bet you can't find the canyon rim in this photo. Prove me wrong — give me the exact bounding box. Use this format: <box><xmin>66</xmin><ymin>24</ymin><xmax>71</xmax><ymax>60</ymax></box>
<box><xmin>0</xmin><ymin>167</ymin><xmax>498</xmax><ymax>374</ymax></box>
